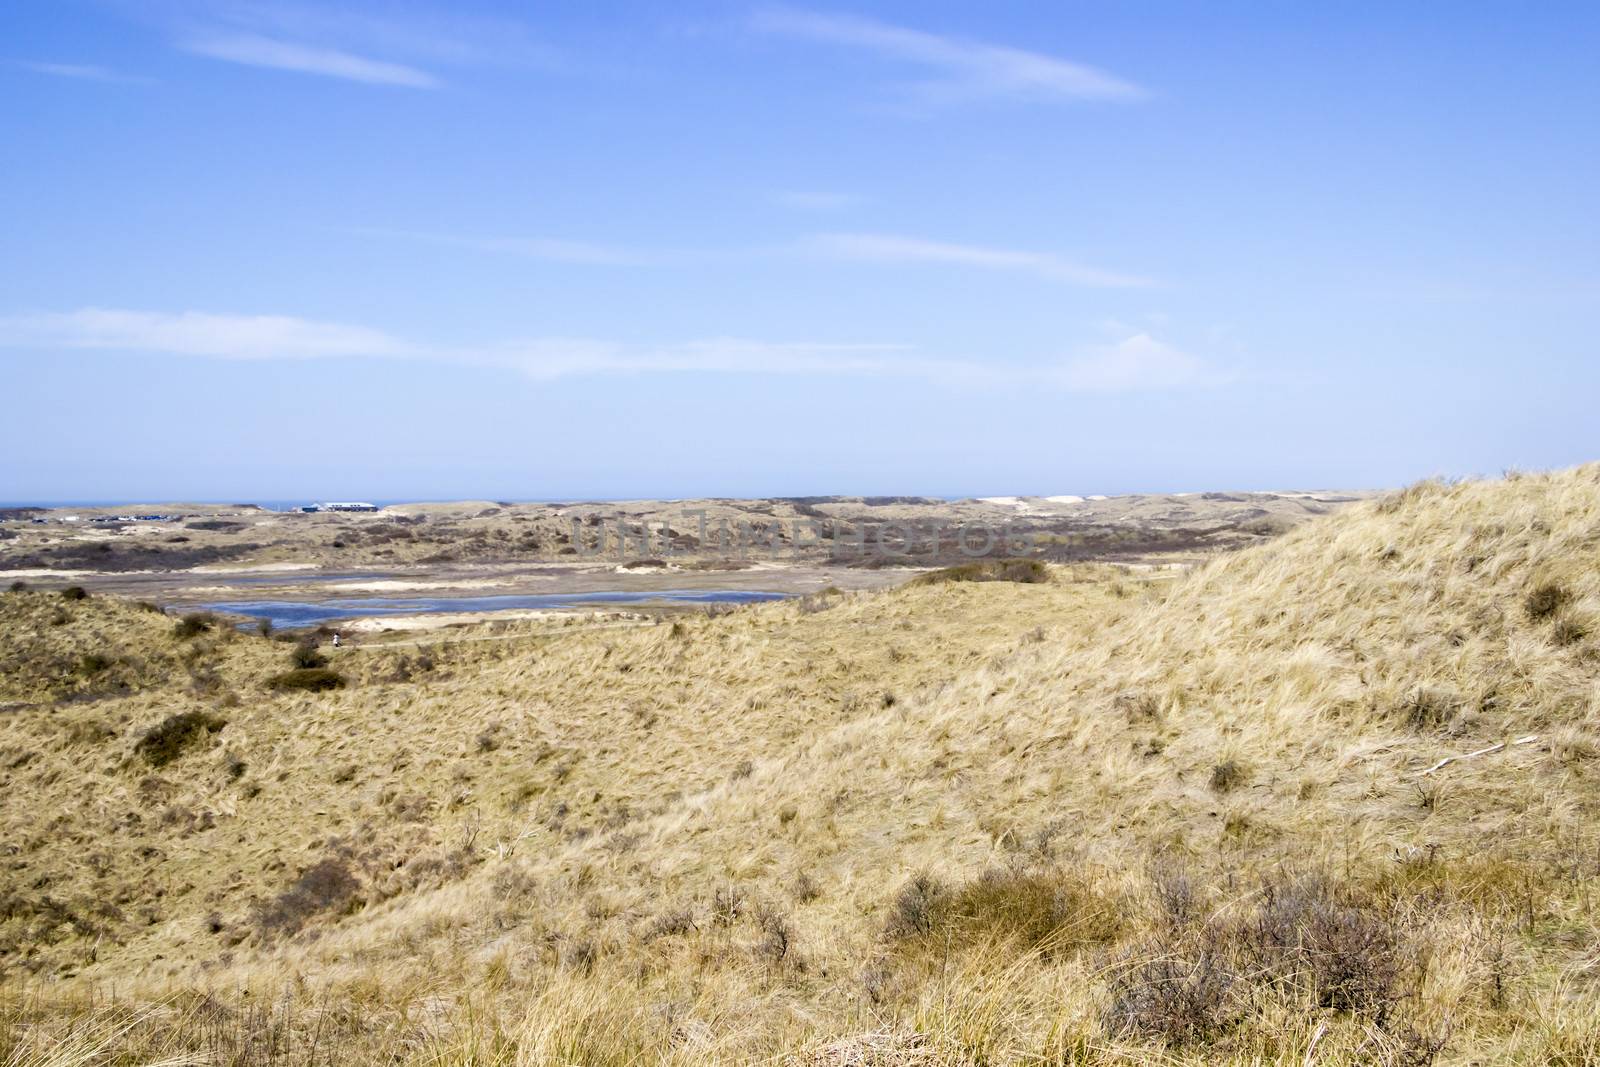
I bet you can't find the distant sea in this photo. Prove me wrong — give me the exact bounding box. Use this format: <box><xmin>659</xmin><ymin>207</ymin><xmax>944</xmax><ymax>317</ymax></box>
<box><xmin>1</xmin><ymin>499</ymin><xmax>485</xmax><ymax>511</ymax></box>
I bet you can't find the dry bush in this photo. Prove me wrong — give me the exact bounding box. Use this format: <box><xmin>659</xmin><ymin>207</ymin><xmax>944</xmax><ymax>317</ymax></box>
<box><xmin>886</xmin><ymin>866</ymin><xmax>1121</xmax><ymax>958</ymax></box>
<box><xmin>172</xmin><ymin>612</ymin><xmax>215</xmax><ymax>638</ymax></box>
<box><xmin>1107</xmin><ymin>869</ymin><xmax>1430</xmax><ymax>1052</ymax></box>
<box><xmin>133</xmin><ymin>710</ymin><xmax>226</xmax><ymax>767</ymax></box>
<box><xmin>289</xmin><ymin>639</ymin><xmax>328</xmax><ymax>669</ymax></box>
<box><xmin>913</xmin><ymin>558</ymin><xmax>1049</xmax><ymax>586</ymax></box>
<box><xmin>267</xmin><ymin>667</ymin><xmax>346</xmax><ymax>692</ymax></box>
<box><xmin>254</xmin><ymin>855</ymin><xmax>361</xmax><ymax>936</ymax></box>
<box><xmin>1524</xmin><ymin>581</ymin><xmax>1570</xmax><ymax>621</ymax></box>
<box><xmin>1208</xmin><ymin>759</ymin><xmax>1244</xmax><ymax>793</ymax></box>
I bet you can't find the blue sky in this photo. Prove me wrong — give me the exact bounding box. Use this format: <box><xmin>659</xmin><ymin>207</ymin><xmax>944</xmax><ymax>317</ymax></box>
<box><xmin>2</xmin><ymin>1</ymin><xmax>1596</xmax><ymax>502</ymax></box>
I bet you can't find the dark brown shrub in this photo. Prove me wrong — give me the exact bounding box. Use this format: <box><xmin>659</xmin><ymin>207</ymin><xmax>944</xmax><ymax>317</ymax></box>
<box><xmin>255</xmin><ymin>857</ymin><xmax>361</xmax><ymax>935</ymax></box>
<box><xmin>267</xmin><ymin>668</ymin><xmax>346</xmax><ymax>692</ymax></box>
<box><xmin>59</xmin><ymin>585</ymin><xmax>88</xmax><ymax>601</ymax></box>
<box><xmin>884</xmin><ymin>872</ymin><xmax>946</xmax><ymax>940</ymax></box>
<box><xmin>1105</xmin><ymin>937</ymin><xmax>1240</xmax><ymax>1046</ymax></box>
<box><xmin>1554</xmin><ymin>616</ymin><xmax>1588</xmax><ymax>647</ymax></box>
<box><xmin>1525</xmin><ymin>582</ymin><xmax>1570</xmax><ymax>621</ymax></box>
<box><xmin>289</xmin><ymin>640</ymin><xmax>327</xmax><ymax>669</ymax></box>
<box><xmin>1400</xmin><ymin>687</ymin><xmax>1459</xmax><ymax>730</ymax></box>
<box><xmin>1209</xmin><ymin>760</ymin><xmax>1244</xmax><ymax>793</ymax></box>
<box><xmin>173</xmin><ymin>612</ymin><xmax>215</xmax><ymax>638</ymax></box>
<box><xmin>913</xmin><ymin>558</ymin><xmax>1049</xmax><ymax>586</ymax></box>
<box><xmin>645</xmin><ymin>906</ymin><xmax>697</xmax><ymax>940</ymax></box>
<box><xmin>135</xmin><ymin>710</ymin><xmax>227</xmax><ymax>767</ymax></box>
<box><xmin>756</xmin><ymin>903</ymin><xmax>793</xmax><ymax>962</ymax></box>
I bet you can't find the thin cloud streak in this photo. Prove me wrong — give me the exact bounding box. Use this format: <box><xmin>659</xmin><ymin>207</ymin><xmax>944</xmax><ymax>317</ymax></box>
<box><xmin>752</xmin><ymin>7</ymin><xmax>1144</xmax><ymax>103</ymax></box>
<box><xmin>0</xmin><ymin>309</ymin><xmax>412</xmax><ymax>360</ymax></box>
<box><xmin>0</xmin><ymin>308</ymin><xmax>1213</xmax><ymax>392</ymax></box>
<box><xmin>351</xmin><ymin>228</ymin><xmax>661</xmax><ymax>267</ymax></box>
<box><xmin>18</xmin><ymin>61</ymin><xmax>141</xmax><ymax>83</ymax></box>
<box><xmin>180</xmin><ymin>33</ymin><xmax>440</xmax><ymax>87</ymax></box>
<box><xmin>810</xmin><ymin>233</ymin><xmax>1154</xmax><ymax>288</ymax></box>
<box><xmin>355</xmin><ymin>228</ymin><xmax>1153</xmax><ymax>287</ymax></box>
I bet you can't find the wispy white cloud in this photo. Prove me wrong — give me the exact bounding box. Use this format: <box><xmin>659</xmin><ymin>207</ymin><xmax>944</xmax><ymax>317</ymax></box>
<box><xmin>179</xmin><ymin>33</ymin><xmax>439</xmax><ymax>87</ymax></box>
<box><xmin>17</xmin><ymin>61</ymin><xmax>142</xmax><ymax>83</ymax></box>
<box><xmin>752</xmin><ymin>7</ymin><xmax>1143</xmax><ymax>104</ymax></box>
<box><xmin>808</xmin><ymin>232</ymin><xmax>1153</xmax><ymax>288</ymax></box>
<box><xmin>1052</xmin><ymin>333</ymin><xmax>1210</xmax><ymax>391</ymax></box>
<box><xmin>476</xmin><ymin>338</ymin><xmax>945</xmax><ymax>381</ymax></box>
<box><xmin>0</xmin><ymin>308</ymin><xmax>1214</xmax><ymax>392</ymax></box>
<box><xmin>140</xmin><ymin>0</ymin><xmax>556</xmax><ymax>87</ymax></box>
<box><xmin>350</xmin><ymin>228</ymin><xmax>660</xmax><ymax>266</ymax></box>
<box><xmin>351</xmin><ymin>227</ymin><xmax>1153</xmax><ymax>288</ymax></box>
<box><xmin>0</xmin><ymin>309</ymin><xmax>412</xmax><ymax>361</ymax></box>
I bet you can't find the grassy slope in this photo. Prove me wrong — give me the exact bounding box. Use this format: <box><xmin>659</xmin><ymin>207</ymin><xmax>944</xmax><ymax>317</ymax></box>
<box><xmin>3</xmin><ymin>467</ymin><xmax>1600</xmax><ymax>1064</ymax></box>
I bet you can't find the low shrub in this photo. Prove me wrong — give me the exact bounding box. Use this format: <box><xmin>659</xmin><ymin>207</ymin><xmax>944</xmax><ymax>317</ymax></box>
<box><xmin>1525</xmin><ymin>582</ymin><xmax>1570</xmax><ymax>621</ymax></box>
<box><xmin>255</xmin><ymin>856</ymin><xmax>361</xmax><ymax>936</ymax></box>
<box><xmin>59</xmin><ymin>585</ymin><xmax>89</xmax><ymax>601</ymax></box>
<box><xmin>913</xmin><ymin>558</ymin><xmax>1049</xmax><ymax>586</ymax></box>
<box><xmin>1554</xmin><ymin>616</ymin><xmax>1588</xmax><ymax>647</ymax></box>
<box><xmin>173</xmin><ymin>612</ymin><xmax>215</xmax><ymax>638</ymax></box>
<box><xmin>134</xmin><ymin>710</ymin><xmax>227</xmax><ymax>767</ymax></box>
<box><xmin>886</xmin><ymin>866</ymin><xmax>1122</xmax><ymax>956</ymax></box>
<box><xmin>289</xmin><ymin>640</ymin><xmax>328</xmax><ymax>669</ymax></box>
<box><xmin>1106</xmin><ymin>870</ymin><xmax>1426</xmax><ymax>1050</ymax></box>
<box><xmin>267</xmin><ymin>668</ymin><xmax>346</xmax><ymax>692</ymax></box>
<box><xmin>1209</xmin><ymin>759</ymin><xmax>1244</xmax><ymax>793</ymax></box>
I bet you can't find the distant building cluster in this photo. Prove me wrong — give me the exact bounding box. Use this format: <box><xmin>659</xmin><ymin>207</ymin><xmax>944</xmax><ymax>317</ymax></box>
<box><xmin>299</xmin><ymin>502</ymin><xmax>382</xmax><ymax>513</ymax></box>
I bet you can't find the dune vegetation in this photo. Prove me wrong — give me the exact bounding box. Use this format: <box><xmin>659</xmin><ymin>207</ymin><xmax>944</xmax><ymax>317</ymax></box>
<box><xmin>3</xmin><ymin>466</ymin><xmax>1600</xmax><ymax>1064</ymax></box>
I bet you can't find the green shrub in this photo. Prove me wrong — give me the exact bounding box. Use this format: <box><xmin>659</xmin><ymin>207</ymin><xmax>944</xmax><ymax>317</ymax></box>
<box><xmin>134</xmin><ymin>710</ymin><xmax>227</xmax><ymax>767</ymax></box>
<box><xmin>913</xmin><ymin>558</ymin><xmax>1049</xmax><ymax>586</ymax></box>
<box><xmin>6</xmin><ymin>580</ymin><xmax>25</xmax><ymax>593</ymax></box>
<box><xmin>78</xmin><ymin>653</ymin><xmax>112</xmax><ymax>675</ymax></box>
<box><xmin>59</xmin><ymin>585</ymin><xmax>89</xmax><ymax>601</ymax></box>
<box><xmin>267</xmin><ymin>668</ymin><xmax>346</xmax><ymax>692</ymax></box>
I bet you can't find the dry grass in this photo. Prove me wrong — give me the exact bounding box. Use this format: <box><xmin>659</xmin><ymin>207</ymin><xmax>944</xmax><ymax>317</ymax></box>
<box><xmin>3</xmin><ymin>466</ymin><xmax>1600</xmax><ymax>1063</ymax></box>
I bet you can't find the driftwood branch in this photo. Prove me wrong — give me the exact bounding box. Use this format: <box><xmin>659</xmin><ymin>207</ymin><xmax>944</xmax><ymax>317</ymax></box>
<box><xmin>1419</xmin><ymin>734</ymin><xmax>1539</xmax><ymax>776</ymax></box>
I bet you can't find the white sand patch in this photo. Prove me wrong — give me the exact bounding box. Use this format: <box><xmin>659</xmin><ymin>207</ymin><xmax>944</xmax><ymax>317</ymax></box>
<box><xmin>978</xmin><ymin>496</ymin><xmax>1024</xmax><ymax>507</ymax></box>
<box><xmin>1044</xmin><ymin>495</ymin><xmax>1085</xmax><ymax>504</ymax></box>
<box><xmin>0</xmin><ymin>568</ymin><xmax>100</xmax><ymax>579</ymax></box>
<box><xmin>343</xmin><ymin>609</ymin><xmax>562</xmax><ymax>633</ymax></box>
<box><xmin>189</xmin><ymin>562</ymin><xmax>314</xmax><ymax>574</ymax></box>
<box><xmin>324</xmin><ymin>578</ymin><xmax>516</xmax><ymax>593</ymax></box>
<box><xmin>1087</xmin><ymin>495</ymin><xmax>1108</xmax><ymax>501</ymax></box>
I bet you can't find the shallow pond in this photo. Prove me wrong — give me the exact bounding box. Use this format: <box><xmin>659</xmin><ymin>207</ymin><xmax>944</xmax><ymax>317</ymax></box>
<box><xmin>201</xmin><ymin>589</ymin><xmax>790</xmax><ymax>629</ymax></box>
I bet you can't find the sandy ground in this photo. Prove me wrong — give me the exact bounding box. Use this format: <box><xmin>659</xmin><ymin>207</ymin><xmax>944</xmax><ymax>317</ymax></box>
<box><xmin>341</xmin><ymin>609</ymin><xmax>570</xmax><ymax>633</ymax></box>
